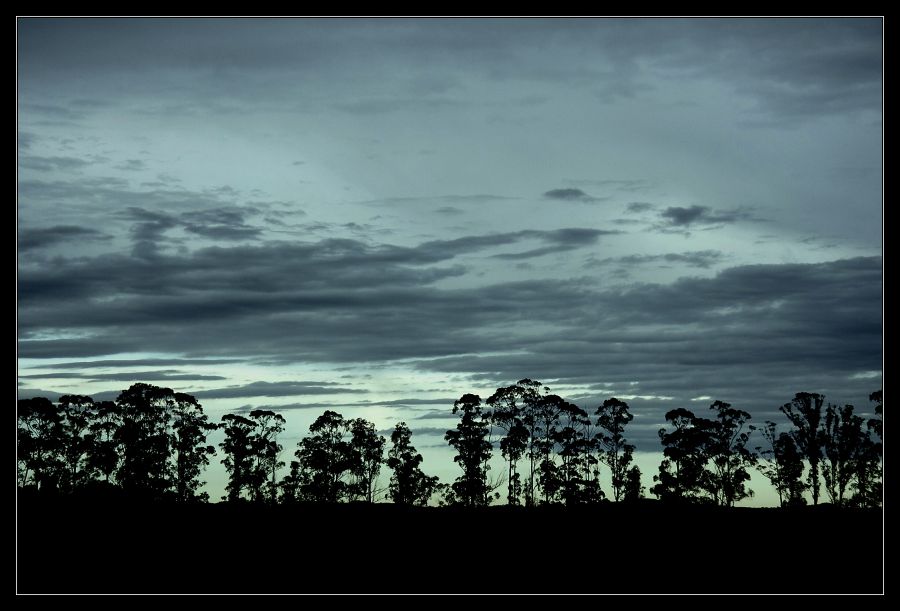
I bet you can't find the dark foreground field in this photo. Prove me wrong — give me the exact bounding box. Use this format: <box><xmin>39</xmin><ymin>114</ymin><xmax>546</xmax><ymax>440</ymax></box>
<box><xmin>16</xmin><ymin>495</ymin><xmax>884</xmax><ymax>594</ymax></box>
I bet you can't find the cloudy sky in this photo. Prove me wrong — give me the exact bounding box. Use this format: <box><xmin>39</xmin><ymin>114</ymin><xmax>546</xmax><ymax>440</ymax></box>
<box><xmin>17</xmin><ymin>18</ymin><xmax>882</xmax><ymax>505</ymax></box>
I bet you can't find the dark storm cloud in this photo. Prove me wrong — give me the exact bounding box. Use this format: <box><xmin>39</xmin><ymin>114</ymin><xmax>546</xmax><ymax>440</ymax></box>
<box><xmin>491</xmin><ymin>229</ymin><xmax>620</xmax><ymax>260</ymax></box>
<box><xmin>420</xmin><ymin>228</ymin><xmax>618</xmax><ymax>261</ymax></box>
<box><xmin>120</xmin><ymin>206</ymin><xmax>179</xmax><ymax>239</ymax></box>
<box><xmin>19</xmin><ymin>337</ymin><xmax>134</xmax><ymax>358</ymax></box>
<box><xmin>359</xmin><ymin>194</ymin><xmax>518</xmax><ymax>207</ymax></box>
<box><xmin>184</xmin><ymin>224</ymin><xmax>261</xmax><ymax>240</ymax></box>
<box><xmin>593</xmin><ymin>250</ymin><xmax>726</xmax><ymax>269</ymax></box>
<box><xmin>181</xmin><ymin>207</ymin><xmax>262</xmax><ymax>240</ymax></box>
<box><xmin>660</xmin><ymin>205</ymin><xmax>755</xmax><ymax>227</ymax></box>
<box><xmin>19</xmin><ymin>370</ymin><xmax>227</xmax><ymax>382</ymax></box>
<box><xmin>19</xmin><ymin>177</ymin><xmax>261</xmax><ymax>219</ymax></box>
<box><xmin>402</xmin><ymin>257</ymin><xmax>881</xmax><ymax>443</ymax></box>
<box><xmin>17</xmin><ymin>237</ymin><xmax>466</xmax><ymax>321</ymax></box>
<box><xmin>20</xmin><ymin>228</ymin><xmax>610</xmax><ymax>324</ymax></box>
<box><xmin>19</xmin><ymin>225</ymin><xmax>110</xmax><ymax>252</ymax></box>
<box><xmin>31</xmin><ymin>357</ymin><xmax>240</xmax><ymax>369</ymax></box>
<box><xmin>18</xmin><ymin>217</ymin><xmax>880</xmax><ymax>452</ymax></box>
<box><xmin>18</xmin><ymin>213</ymin><xmax>881</xmax><ymax>407</ymax></box>
<box><xmin>106</xmin><ymin>204</ymin><xmax>264</xmax><ymax>252</ymax></box>
<box><xmin>19</xmin><ymin>372</ymin><xmax>93</xmax><ymax>380</ymax></box>
<box><xmin>19</xmin><ymin>155</ymin><xmax>92</xmax><ymax>172</ymax></box>
<box><xmin>18</xmin><ymin>19</ymin><xmax>880</xmax><ymax>123</ymax></box>
<box><xmin>660</xmin><ymin>205</ymin><xmax>709</xmax><ymax>226</ymax></box>
<box><xmin>625</xmin><ymin>202</ymin><xmax>654</xmax><ymax>214</ymax></box>
<box><xmin>195</xmin><ymin>380</ymin><xmax>367</xmax><ymax>399</ymax></box>
<box><xmin>543</xmin><ymin>188</ymin><xmax>604</xmax><ymax>202</ymax></box>
<box><xmin>118</xmin><ymin>206</ymin><xmax>181</xmax><ymax>257</ymax></box>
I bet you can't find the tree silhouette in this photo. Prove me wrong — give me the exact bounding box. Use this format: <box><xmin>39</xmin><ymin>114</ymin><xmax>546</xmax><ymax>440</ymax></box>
<box><xmin>533</xmin><ymin>393</ymin><xmax>568</xmax><ymax>504</ymax></box>
<box><xmin>486</xmin><ymin>382</ymin><xmax>531</xmax><ymax>505</ymax></box>
<box><xmin>841</xmin><ymin>390</ymin><xmax>882</xmax><ymax>508</ymax></box>
<box><xmin>86</xmin><ymin>400</ymin><xmax>121</xmax><ymax>485</ymax></box>
<box><xmin>348</xmin><ymin>418</ymin><xmax>385</xmax><ymax>503</ymax></box>
<box><xmin>248</xmin><ymin>410</ymin><xmax>286</xmax><ymax>504</ymax></box>
<box><xmin>623</xmin><ymin>463</ymin><xmax>644</xmax><ymax>502</ymax></box>
<box><xmin>757</xmin><ymin>421</ymin><xmax>807</xmax><ymax>507</ymax></box>
<box><xmin>16</xmin><ymin>380</ymin><xmax>883</xmax><ymax>520</ymax></box>
<box><xmin>553</xmin><ymin>400</ymin><xmax>600</xmax><ymax>505</ymax></box>
<box><xmin>595</xmin><ymin>398</ymin><xmax>639</xmax><ymax>502</ymax></box>
<box><xmin>780</xmin><ymin>392</ymin><xmax>825</xmax><ymax>505</ymax></box>
<box><xmin>705</xmin><ymin>401</ymin><xmax>756</xmax><ymax>507</ymax></box>
<box><xmin>445</xmin><ymin>394</ymin><xmax>493</xmax><ymax>507</ymax></box>
<box><xmin>56</xmin><ymin>395</ymin><xmax>95</xmax><ymax>493</ymax></box>
<box><xmin>853</xmin><ymin>389</ymin><xmax>883</xmax><ymax>508</ymax></box>
<box><xmin>491</xmin><ymin>378</ymin><xmax>549</xmax><ymax>507</ymax></box>
<box><xmin>171</xmin><ymin>394</ymin><xmax>216</xmax><ymax>503</ymax></box>
<box><xmin>822</xmin><ymin>403</ymin><xmax>865</xmax><ymax>506</ymax></box>
<box><xmin>114</xmin><ymin>383</ymin><xmax>179</xmax><ymax>498</ymax></box>
<box><xmin>868</xmin><ymin>390</ymin><xmax>882</xmax><ymax>440</ymax></box>
<box><xmin>294</xmin><ymin>410</ymin><xmax>352</xmax><ymax>503</ymax></box>
<box><xmin>17</xmin><ymin>397</ymin><xmax>64</xmax><ymax>492</ymax></box>
<box><xmin>386</xmin><ymin>422</ymin><xmax>440</xmax><ymax>506</ymax></box>
<box><xmin>220</xmin><ymin>409</ymin><xmax>285</xmax><ymax>503</ymax></box>
<box><xmin>220</xmin><ymin>413</ymin><xmax>256</xmax><ymax>502</ymax></box>
<box><xmin>279</xmin><ymin>460</ymin><xmax>302</xmax><ymax>504</ymax></box>
<box><xmin>651</xmin><ymin>408</ymin><xmax>712</xmax><ymax>503</ymax></box>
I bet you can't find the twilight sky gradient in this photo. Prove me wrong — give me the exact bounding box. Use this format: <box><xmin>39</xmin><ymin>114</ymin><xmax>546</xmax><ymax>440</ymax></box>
<box><xmin>17</xmin><ymin>18</ymin><xmax>883</xmax><ymax>505</ymax></box>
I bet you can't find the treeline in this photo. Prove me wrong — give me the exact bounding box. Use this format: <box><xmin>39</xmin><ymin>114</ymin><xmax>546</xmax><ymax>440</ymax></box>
<box><xmin>17</xmin><ymin>380</ymin><xmax>882</xmax><ymax>509</ymax></box>
<box><xmin>438</xmin><ymin>380</ymin><xmax>882</xmax><ymax>509</ymax></box>
<box><xmin>17</xmin><ymin>383</ymin><xmax>439</xmax><ymax>506</ymax></box>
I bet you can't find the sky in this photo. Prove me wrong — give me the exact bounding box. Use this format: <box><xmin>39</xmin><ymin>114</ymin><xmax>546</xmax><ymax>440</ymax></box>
<box><xmin>17</xmin><ymin>18</ymin><xmax>883</xmax><ymax>505</ymax></box>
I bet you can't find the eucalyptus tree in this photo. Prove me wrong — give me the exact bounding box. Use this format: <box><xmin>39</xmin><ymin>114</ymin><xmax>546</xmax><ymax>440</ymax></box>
<box><xmin>171</xmin><ymin>394</ymin><xmax>217</xmax><ymax>502</ymax></box>
<box><xmin>533</xmin><ymin>393</ymin><xmax>567</xmax><ymax>504</ymax></box>
<box><xmin>86</xmin><ymin>400</ymin><xmax>121</xmax><ymax>485</ymax></box>
<box><xmin>248</xmin><ymin>409</ymin><xmax>286</xmax><ymax>503</ymax></box>
<box><xmin>348</xmin><ymin>417</ymin><xmax>385</xmax><ymax>503</ymax></box>
<box><xmin>553</xmin><ymin>400</ymin><xmax>597</xmax><ymax>505</ymax></box>
<box><xmin>445</xmin><ymin>394</ymin><xmax>493</xmax><ymax>507</ymax></box>
<box><xmin>651</xmin><ymin>408</ymin><xmax>714</xmax><ymax>503</ymax></box>
<box><xmin>705</xmin><ymin>401</ymin><xmax>756</xmax><ymax>507</ymax></box>
<box><xmin>509</xmin><ymin>379</ymin><xmax>548</xmax><ymax>506</ymax></box>
<box><xmin>387</xmin><ymin>422</ymin><xmax>440</xmax><ymax>506</ymax></box>
<box><xmin>757</xmin><ymin>421</ymin><xmax>807</xmax><ymax>507</ymax></box>
<box><xmin>220</xmin><ymin>413</ymin><xmax>256</xmax><ymax>502</ymax></box>
<box><xmin>17</xmin><ymin>397</ymin><xmax>64</xmax><ymax>491</ymax></box>
<box><xmin>595</xmin><ymin>398</ymin><xmax>639</xmax><ymax>503</ymax></box>
<box><xmin>854</xmin><ymin>390</ymin><xmax>883</xmax><ymax>507</ymax></box>
<box><xmin>295</xmin><ymin>410</ymin><xmax>353</xmax><ymax>503</ymax></box>
<box><xmin>115</xmin><ymin>383</ymin><xmax>179</xmax><ymax>498</ymax></box>
<box><xmin>780</xmin><ymin>392</ymin><xmax>825</xmax><ymax>505</ymax></box>
<box><xmin>822</xmin><ymin>403</ymin><xmax>865</xmax><ymax>506</ymax></box>
<box><xmin>486</xmin><ymin>382</ymin><xmax>532</xmax><ymax>506</ymax></box>
<box><xmin>56</xmin><ymin>395</ymin><xmax>95</xmax><ymax>492</ymax></box>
